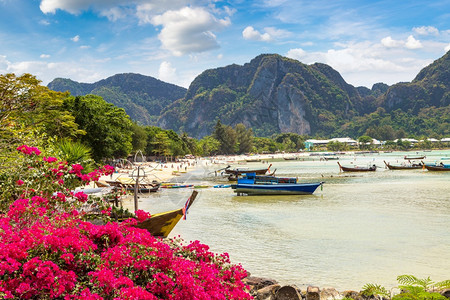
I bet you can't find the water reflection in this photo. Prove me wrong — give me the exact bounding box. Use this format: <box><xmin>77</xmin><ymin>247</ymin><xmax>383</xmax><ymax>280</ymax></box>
<box><xmin>128</xmin><ymin>150</ymin><xmax>450</xmax><ymax>290</ymax></box>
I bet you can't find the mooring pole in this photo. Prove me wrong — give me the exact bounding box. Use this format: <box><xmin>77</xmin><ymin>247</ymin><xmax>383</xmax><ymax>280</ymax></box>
<box><xmin>134</xmin><ymin>166</ymin><xmax>140</xmax><ymax>212</ymax></box>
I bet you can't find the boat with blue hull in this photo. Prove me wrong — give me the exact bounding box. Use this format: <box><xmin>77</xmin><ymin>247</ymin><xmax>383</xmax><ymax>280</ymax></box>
<box><xmin>231</xmin><ymin>173</ymin><xmax>323</xmax><ymax>195</ymax></box>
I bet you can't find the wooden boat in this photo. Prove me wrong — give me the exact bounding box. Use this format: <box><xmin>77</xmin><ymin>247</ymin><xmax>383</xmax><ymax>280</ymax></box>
<box><xmin>283</xmin><ymin>157</ymin><xmax>298</xmax><ymax>160</ymax></box>
<box><xmin>246</xmin><ymin>158</ymin><xmax>261</xmax><ymax>162</ymax></box>
<box><xmin>213</xmin><ymin>184</ymin><xmax>231</xmax><ymax>188</ymax></box>
<box><xmin>105</xmin><ymin>180</ymin><xmax>160</xmax><ymax>193</ymax></box>
<box><xmin>231</xmin><ymin>173</ymin><xmax>323</xmax><ymax>195</ymax></box>
<box><xmin>160</xmin><ymin>184</ymin><xmax>194</xmax><ymax>189</ymax></box>
<box><xmin>134</xmin><ymin>191</ymin><xmax>198</xmax><ymax>237</ymax></box>
<box><xmin>404</xmin><ymin>155</ymin><xmax>426</xmax><ymax>160</ymax></box>
<box><xmin>423</xmin><ymin>163</ymin><xmax>450</xmax><ymax>172</ymax></box>
<box><xmin>384</xmin><ymin>161</ymin><xmax>423</xmax><ymax>170</ymax></box>
<box><xmin>224</xmin><ymin>164</ymin><xmax>272</xmax><ymax>176</ymax></box>
<box><xmin>227</xmin><ymin>169</ymin><xmax>276</xmax><ymax>181</ymax></box>
<box><xmin>337</xmin><ymin>162</ymin><xmax>376</xmax><ymax>172</ymax></box>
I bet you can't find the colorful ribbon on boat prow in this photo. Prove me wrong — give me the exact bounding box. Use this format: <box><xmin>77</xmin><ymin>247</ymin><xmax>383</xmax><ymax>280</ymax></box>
<box><xmin>182</xmin><ymin>196</ymin><xmax>191</xmax><ymax>220</ymax></box>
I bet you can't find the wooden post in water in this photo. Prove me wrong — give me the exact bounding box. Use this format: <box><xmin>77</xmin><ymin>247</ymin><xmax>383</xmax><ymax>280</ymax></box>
<box><xmin>134</xmin><ymin>166</ymin><xmax>140</xmax><ymax>212</ymax></box>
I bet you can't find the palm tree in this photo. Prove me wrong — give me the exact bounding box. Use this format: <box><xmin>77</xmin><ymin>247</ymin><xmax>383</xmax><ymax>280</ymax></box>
<box><xmin>57</xmin><ymin>139</ymin><xmax>94</xmax><ymax>172</ymax></box>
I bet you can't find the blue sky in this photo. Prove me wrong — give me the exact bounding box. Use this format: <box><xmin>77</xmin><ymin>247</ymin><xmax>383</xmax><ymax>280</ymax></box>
<box><xmin>0</xmin><ymin>0</ymin><xmax>449</xmax><ymax>88</ymax></box>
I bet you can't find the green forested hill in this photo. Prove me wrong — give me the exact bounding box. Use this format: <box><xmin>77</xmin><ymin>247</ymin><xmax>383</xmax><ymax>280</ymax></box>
<box><xmin>158</xmin><ymin>54</ymin><xmax>367</xmax><ymax>138</ymax></box>
<box><xmin>48</xmin><ymin>73</ymin><xmax>187</xmax><ymax>125</ymax></box>
<box><xmin>158</xmin><ymin>52</ymin><xmax>449</xmax><ymax>139</ymax></box>
<box><xmin>48</xmin><ymin>52</ymin><xmax>449</xmax><ymax>139</ymax></box>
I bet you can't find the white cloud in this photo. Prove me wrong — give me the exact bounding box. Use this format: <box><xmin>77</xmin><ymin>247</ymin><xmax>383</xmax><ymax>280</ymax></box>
<box><xmin>0</xmin><ymin>55</ymin><xmax>11</xmax><ymax>73</ymax></box>
<box><xmin>381</xmin><ymin>36</ymin><xmax>403</xmax><ymax>48</ymax></box>
<box><xmin>242</xmin><ymin>26</ymin><xmax>272</xmax><ymax>42</ymax></box>
<box><xmin>39</xmin><ymin>19</ymin><xmax>51</xmax><ymax>26</ymax></box>
<box><xmin>40</xmin><ymin>0</ymin><xmax>126</xmax><ymax>14</ymax></box>
<box><xmin>286</xmin><ymin>48</ymin><xmax>306</xmax><ymax>59</ymax></box>
<box><xmin>286</xmin><ymin>41</ymin><xmax>432</xmax><ymax>87</ymax></box>
<box><xmin>40</xmin><ymin>0</ymin><xmax>197</xmax><ymax>16</ymax></box>
<box><xmin>71</xmin><ymin>35</ymin><xmax>80</xmax><ymax>42</ymax></box>
<box><xmin>217</xmin><ymin>54</ymin><xmax>223</xmax><ymax>59</ymax></box>
<box><xmin>158</xmin><ymin>61</ymin><xmax>177</xmax><ymax>82</ymax></box>
<box><xmin>405</xmin><ymin>35</ymin><xmax>422</xmax><ymax>49</ymax></box>
<box><xmin>413</xmin><ymin>26</ymin><xmax>439</xmax><ymax>36</ymax></box>
<box><xmin>99</xmin><ymin>7</ymin><xmax>126</xmax><ymax>21</ymax></box>
<box><xmin>445</xmin><ymin>44</ymin><xmax>450</xmax><ymax>52</ymax></box>
<box><xmin>40</xmin><ymin>54</ymin><xmax>51</xmax><ymax>58</ymax></box>
<box><xmin>151</xmin><ymin>7</ymin><xmax>230</xmax><ymax>56</ymax></box>
<box><xmin>80</xmin><ymin>45</ymin><xmax>91</xmax><ymax>49</ymax></box>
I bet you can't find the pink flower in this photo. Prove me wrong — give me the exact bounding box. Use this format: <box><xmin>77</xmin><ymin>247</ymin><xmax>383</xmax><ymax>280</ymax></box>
<box><xmin>43</xmin><ymin>156</ymin><xmax>58</xmax><ymax>163</ymax></box>
<box><xmin>16</xmin><ymin>180</ymin><xmax>24</xmax><ymax>186</ymax></box>
<box><xmin>16</xmin><ymin>145</ymin><xmax>41</xmax><ymax>156</ymax></box>
<box><xmin>74</xmin><ymin>191</ymin><xmax>88</xmax><ymax>203</ymax></box>
<box><xmin>69</xmin><ymin>164</ymin><xmax>84</xmax><ymax>175</ymax></box>
<box><xmin>135</xmin><ymin>210</ymin><xmax>152</xmax><ymax>222</ymax></box>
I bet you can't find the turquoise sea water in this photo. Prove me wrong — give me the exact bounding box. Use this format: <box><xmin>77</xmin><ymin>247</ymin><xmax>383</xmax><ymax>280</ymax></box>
<box><xmin>127</xmin><ymin>150</ymin><xmax>450</xmax><ymax>291</ymax></box>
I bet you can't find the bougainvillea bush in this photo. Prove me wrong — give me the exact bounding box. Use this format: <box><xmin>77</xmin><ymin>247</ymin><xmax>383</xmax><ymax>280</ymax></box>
<box><xmin>0</xmin><ymin>146</ymin><xmax>251</xmax><ymax>299</ymax></box>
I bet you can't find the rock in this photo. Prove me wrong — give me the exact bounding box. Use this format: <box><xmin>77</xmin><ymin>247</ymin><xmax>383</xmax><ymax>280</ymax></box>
<box><xmin>275</xmin><ymin>285</ymin><xmax>302</xmax><ymax>300</ymax></box>
<box><xmin>320</xmin><ymin>287</ymin><xmax>343</xmax><ymax>299</ymax></box>
<box><xmin>342</xmin><ymin>290</ymin><xmax>364</xmax><ymax>300</ymax></box>
<box><xmin>256</xmin><ymin>284</ymin><xmax>281</xmax><ymax>300</ymax></box>
<box><xmin>243</xmin><ymin>276</ymin><xmax>279</xmax><ymax>292</ymax></box>
<box><xmin>306</xmin><ymin>286</ymin><xmax>320</xmax><ymax>300</ymax></box>
<box><xmin>441</xmin><ymin>288</ymin><xmax>450</xmax><ymax>299</ymax></box>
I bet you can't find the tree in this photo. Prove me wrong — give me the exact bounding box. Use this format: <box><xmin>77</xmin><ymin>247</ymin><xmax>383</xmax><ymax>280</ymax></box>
<box><xmin>235</xmin><ymin>123</ymin><xmax>253</xmax><ymax>154</ymax></box>
<box><xmin>131</xmin><ymin>122</ymin><xmax>147</xmax><ymax>153</ymax></box>
<box><xmin>198</xmin><ymin>136</ymin><xmax>220</xmax><ymax>156</ymax></box>
<box><xmin>213</xmin><ymin>120</ymin><xmax>236</xmax><ymax>154</ymax></box>
<box><xmin>64</xmin><ymin>95</ymin><xmax>133</xmax><ymax>161</ymax></box>
<box><xmin>151</xmin><ymin>131</ymin><xmax>172</xmax><ymax>158</ymax></box>
<box><xmin>358</xmin><ymin>135</ymin><xmax>373</xmax><ymax>150</ymax></box>
<box><xmin>0</xmin><ymin>73</ymin><xmax>82</xmax><ymax>146</ymax></box>
<box><xmin>327</xmin><ymin>141</ymin><xmax>347</xmax><ymax>151</ymax></box>
<box><xmin>181</xmin><ymin>132</ymin><xmax>199</xmax><ymax>155</ymax></box>
<box><xmin>253</xmin><ymin>137</ymin><xmax>278</xmax><ymax>153</ymax></box>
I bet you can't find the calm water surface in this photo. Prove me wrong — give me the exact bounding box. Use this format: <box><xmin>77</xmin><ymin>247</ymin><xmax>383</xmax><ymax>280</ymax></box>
<box><xmin>126</xmin><ymin>150</ymin><xmax>450</xmax><ymax>290</ymax></box>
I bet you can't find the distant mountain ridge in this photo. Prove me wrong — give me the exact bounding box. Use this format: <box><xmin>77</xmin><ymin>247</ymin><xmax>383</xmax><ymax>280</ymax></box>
<box><xmin>48</xmin><ymin>73</ymin><xmax>187</xmax><ymax>125</ymax></box>
<box><xmin>158</xmin><ymin>54</ymin><xmax>376</xmax><ymax>137</ymax></box>
<box><xmin>48</xmin><ymin>51</ymin><xmax>449</xmax><ymax>138</ymax></box>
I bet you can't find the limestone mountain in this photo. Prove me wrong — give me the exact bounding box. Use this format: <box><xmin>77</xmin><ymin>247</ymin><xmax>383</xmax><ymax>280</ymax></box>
<box><xmin>381</xmin><ymin>50</ymin><xmax>449</xmax><ymax>113</ymax></box>
<box><xmin>157</xmin><ymin>54</ymin><xmax>368</xmax><ymax>138</ymax></box>
<box><xmin>48</xmin><ymin>73</ymin><xmax>187</xmax><ymax>125</ymax></box>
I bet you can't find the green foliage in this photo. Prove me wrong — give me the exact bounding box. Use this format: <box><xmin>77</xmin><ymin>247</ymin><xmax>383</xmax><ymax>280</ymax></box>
<box><xmin>327</xmin><ymin>140</ymin><xmax>348</xmax><ymax>151</ymax></box>
<box><xmin>361</xmin><ymin>283</ymin><xmax>390</xmax><ymax>298</ymax></box>
<box><xmin>253</xmin><ymin>137</ymin><xmax>278</xmax><ymax>153</ymax></box>
<box><xmin>48</xmin><ymin>73</ymin><xmax>187</xmax><ymax>126</ymax></box>
<box><xmin>131</xmin><ymin>122</ymin><xmax>148</xmax><ymax>152</ymax></box>
<box><xmin>151</xmin><ymin>131</ymin><xmax>172</xmax><ymax>157</ymax></box>
<box><xmin>198</xmin><ymin>136</ymin><xmax>220</xmax><ymax>156</ymax></box>
<box><xmin>235</xmin><ymin>123</ymin><xmax>254</xmax><ymax>154</ymax></box>
<box><xmin>56</xmin><ymin>139</ymin><xmax>94</xmax><ymax>172</ymax></box>
<box><xmin>358</xmin><ymin>135</ymin><xmax>373</xmax><ymax>149</ymax></box>
<box><xmin>64</xmin><ymin>95</ymin><xmax>133</xmax><ymax>161</ymax></box>
<box><xmin>362</xmin><ymin>275</ymin><xmax>450</xmax><ymax>300</ymax></box>
<box><xmin>0</xmin><ymin>73</ymin><xmax>83</xmax><ymax>143</ymax></box>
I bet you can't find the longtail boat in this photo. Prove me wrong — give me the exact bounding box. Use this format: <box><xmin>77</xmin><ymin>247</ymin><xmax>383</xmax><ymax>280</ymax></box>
<box><xmin>104</xmin><ymin>179</ymin><xmax>160</xmax><ymax>193</ymax></box>
<box><xmin>231</xmin><ymin>173</ymin><xmax>323</xmax><ymax>196</ymax></box>
<box><xmin>384</xmin><ymin>160</ymin><xmax>423</xmax><ymax>170</ymax></box>
<box><xmin>224</xmin><ymin>164</ymin><xmax>272</xmax><ymax>176</ymax></box>
<box><xmin>337</xmin><ymin>162</ymin><xmax>376</xmax><ymax>172</ymax></box>
<box><xmin>404</xmin><ymin>155</ymin><xmax>426</xmax><ymax>160</ymax></box>
<box><xmin>227</xmin><ymin>169</ymin><xmax>276</xmax><ymax>181</ymax></box>
<box><xmin>423</xmin><ymin>163</ymin><xmax>450</xmax><ymax>172</ymax></box>
<box><xmin>134</xmin><ymin>191</ymin><xmax>198</xmax><ymax>237</ymax></box>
